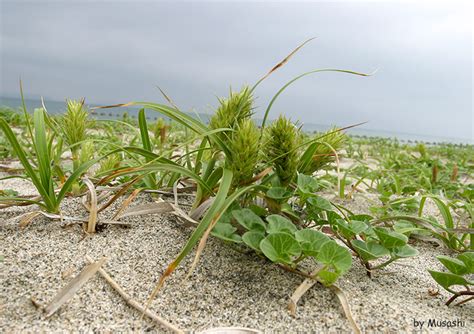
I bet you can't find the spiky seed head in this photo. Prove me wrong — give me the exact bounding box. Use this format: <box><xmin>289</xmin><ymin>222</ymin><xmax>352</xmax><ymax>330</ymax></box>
<box><xmin>264</xmin><ymin>115</ymin><xmax>301</xmax><ymax>185</ymax></box>
<box><xmin>209</xmin><ymin>86</ymin><xmax>254</xmax><ymax>145</ymax></box>
<box><xmin>226</xmin><ymin>118</ymin><xmax>260</xmax><ymax>187</ymax></box>
<box><xmin>60</xmin><ymin>99</ymin><xmax>89</xmax><ymax>148</ymax></box>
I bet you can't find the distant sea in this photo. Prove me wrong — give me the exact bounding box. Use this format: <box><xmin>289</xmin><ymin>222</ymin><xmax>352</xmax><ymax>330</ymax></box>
<box><xmin>1</xmin><ymin>96</ymin><xmax>471</xmax><ymax>145</ymax></box>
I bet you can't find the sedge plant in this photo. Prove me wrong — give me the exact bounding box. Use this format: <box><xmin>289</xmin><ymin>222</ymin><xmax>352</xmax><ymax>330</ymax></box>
<box><xmin>0</xmin><ymin>107</ymin><xmax>96</xmax><ymax>213</ymax></box>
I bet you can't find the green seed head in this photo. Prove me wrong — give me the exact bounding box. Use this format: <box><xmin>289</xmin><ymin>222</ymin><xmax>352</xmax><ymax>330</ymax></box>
<box><xmin>60</xmin><ymin>99</ymin><xmax>89</xmax><ymax>148</ymax></box>
<box><xmin>209</xmin><ymin>86</ymin><xmax>254</xmax><ymax>145</ymax></box>
<box><xmin>227</xmin><ymin>118</ymin><xmax>260</xmax><ymax>187</ymax></box>
<box><xmin>264</xmin><ymin>115</ymin><xmax>301</xmax><ymax>185</ymax></box>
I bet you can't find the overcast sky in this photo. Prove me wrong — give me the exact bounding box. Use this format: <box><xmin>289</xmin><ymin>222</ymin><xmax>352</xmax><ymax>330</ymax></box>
<box><xmin>1</xmin><ymin>0</ymin><xmax>472</xmax><ymax>141</ymax></box>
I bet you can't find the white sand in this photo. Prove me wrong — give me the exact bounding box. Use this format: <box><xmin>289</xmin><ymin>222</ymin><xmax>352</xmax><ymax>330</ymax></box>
<box><xmin>0</xmin><ymin>191</ymin><xmax>472</xmax><ymax>333</ymax></box>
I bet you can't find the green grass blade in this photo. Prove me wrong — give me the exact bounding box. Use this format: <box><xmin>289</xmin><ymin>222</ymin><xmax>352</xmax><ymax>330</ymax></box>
<box><xmin>33</xmin><ymin>109</ymin><xmax>54</xmax><ymax>199</ymax></box>
<box><xmin>56</xmin><ymin>159</ymin><xmax>98</xmax><ymax>206</ymax></box>
<box><xmin>147</xmin><ymin>169</ymin><xmax>258</xmax><ymax>304</ymax></box>
<box><xmin>138</xmin><ymin>108</ymin><xmax>157</xmax><ymax>188</ymax></box>
<box><xmin>138</xmin><ymin>109</ymin><xmax>153</xmax><ymax>153</ymax></box>
<box><xmin>261</xmin><ymin>68</ymin><xmax>374</xmax><ymax>130</ymax></box>
<box><xmin>0</xmin><ymin>117</ymin><xmax>54</xmax><ymax>210</ymax></box>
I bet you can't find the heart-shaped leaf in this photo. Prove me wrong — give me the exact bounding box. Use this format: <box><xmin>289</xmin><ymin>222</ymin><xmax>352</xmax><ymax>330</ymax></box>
<box><xmin>428</xmin><ymin>270</ymin><xmax>470</xmax><ymax>291</ymax></box>
<box><xmin>260</xmin><ymin>233</ymin><xmax>301</xmax><ymax>265</ymax></box>
<box><xmin>374</xmin><ymin>227</ymin><xmax>408</xmax><ymax>249</ymax></box>
<box><xmin>351</xmin><ymin>240</ymin><xmax>389</xmax><ymax>261</ymax></box>
<box><xmin>392</xmin><ymin>244</ymin><xmax>419</xmax><ymax>258</ymax></box>
<box><xmin>348</xmin><ymin>220</ymin><xmax>369</xmax><ymax>235</ymax></box>
<box><xmin>211</xmin><ymin>223</ymin><xmax>242</xmax><ymax>243</ymax></box>
<box><xmin>349</xmin><ymin>214</ymin><xmax>374</xmax><ymax>222</ymax></box>
<box><xmin>297</xmin><ymin>174</ymin><xmax>319</xmax><ymax>194</ymax></box>
<box><xmin>295</xmin><ymin>229</ymin><xmax>330</xmax><ymax>256</ymax></box>
<box><xmin>437</xmin><ymin>255</ymin><xmax>468</xmax><ymax>275</ymax></box>
<box><xmin>318</xmin><ymin>269</ymin><xmax>340</xmax><ymax>286</ymax></box>
<box><xmin>266</xmin><ymin>215</ymin><xmax>297</xmax><ymax>234</ymax></box>
<box><xmin>332</xmin><ymin>219</ymin><xmax>354</xmax><ymax>239</ymax></box>
<box><xmin>457</xmin><ymin>252</ymin><xmax>474</xmax><ymax>274</ymax></box>
<box><xmin>266</xmin><ymin>187</ymin><xmax>292</xmax><ymax>201</ymax></box>
<box><xmin>249</xmin><ymin>204</ymin><xmax>267</xmax><ymax>217</ymax></box>
<box><xmin>232</xmin><ymin>208</ymin><xmax>266</xmax><ymax>232</ymax></box>
<box><xmin>393</xmin><ymin>220</ymin><xmax>423</xmax><ymax>235</ymax></box>
<box><xmin>307</xmin><ymin>195</ymin><xmax>333</xmax><ymax>212</ymax></box>
<box><xmin>316</xmin><ymin>240</ymin><xmax>352</xmax><ymax>273</ymax></box>
<box><xmin>242</xmin><ymin>231</ymin><xmax>265</xmax><ymax>252</ymax></box>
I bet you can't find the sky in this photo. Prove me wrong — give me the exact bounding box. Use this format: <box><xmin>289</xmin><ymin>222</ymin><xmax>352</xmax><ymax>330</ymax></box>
<box><xmin>0</xmin><ymin>0</ymin><xmax>472</xmax><ymax>141</ymax></box>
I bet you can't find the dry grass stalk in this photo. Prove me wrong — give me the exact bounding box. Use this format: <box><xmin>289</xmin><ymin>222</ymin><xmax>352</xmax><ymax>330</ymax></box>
<box><xmin>82</xmin><ymin>177</ymin><xmax>98</xmax><ymax>233</ymax></box>
<box><xmin>288</xmin><ymin>273</ymin><xmax>360</xmax><ymax>334</ymax></box>
<box><xmin>84</xmin><ymin>256</ymin><xmax>184</xmax><ymax>334</ymax></box>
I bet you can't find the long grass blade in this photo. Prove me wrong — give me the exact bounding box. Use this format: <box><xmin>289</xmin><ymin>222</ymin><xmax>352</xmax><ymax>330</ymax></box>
<box><xmin>261</xmin><ymin>69</ymin><xmax>375</xmax><ymax>130</ymax></box>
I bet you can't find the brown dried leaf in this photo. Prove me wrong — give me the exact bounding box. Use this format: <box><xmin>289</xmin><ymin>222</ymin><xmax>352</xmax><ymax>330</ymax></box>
<box><xmin>82</xmin><ymin>177</ymin><xmax>98</xmax><ymax>233</ymax></box>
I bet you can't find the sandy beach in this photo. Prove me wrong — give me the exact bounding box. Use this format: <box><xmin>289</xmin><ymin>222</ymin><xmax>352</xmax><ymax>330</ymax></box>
<box><xmin>1</xmin><ymin>189</ymin><xmax>472</xmax><ymax>333</ymax></box>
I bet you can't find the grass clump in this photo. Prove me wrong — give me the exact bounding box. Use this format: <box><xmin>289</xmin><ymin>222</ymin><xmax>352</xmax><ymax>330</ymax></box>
<box><xmin>0</xmin><ymin>107</ymin><xmax>95</xmax><ymax>213</ymax></box>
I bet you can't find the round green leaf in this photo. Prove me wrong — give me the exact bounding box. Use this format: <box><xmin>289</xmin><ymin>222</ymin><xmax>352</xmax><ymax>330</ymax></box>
<box><xmin>349</xmin><ymin>220</ymin><xmax>369</xmax><ymax>235</ymax></box>
<box><xmin>332</xmin><ymin>219</ymin><xmax>354</xmax><ymax>239</ymax></box>
<box><xmin>211</xmin><ymin>223</ymin><xmax>242</xmax><ymax>243</ymax></box>
<box><xmin>232</xmin><ymin>208</ymin><xmax>266</xmax><ymax>232</ymax></box>
<box><xmin>392</xmin><ymin>244</ymin><xmax>419</xmax><ymax>258</ymax></box>
<box><xmin>297</xmin><ymin>174</ymin><xmax>319</xmax><ymax>194</ymax></box>
<box><xmin>316</xmin><ymin>240</ymin><xmax>352</xmax><ymax>273</ymax></box>
<box><xmin>318</xmin><ymin>269</ymin><xmax>340</xmax><ymax>286</ymax></box>
<box><xmin>307</xmin><ymin>195</ymin><xmax>333</xmax><ymax>211</ymax></box>
<box><xmin>260</xmin><ymin>232</ymin><xmax>301</xmax><ymax>265</ymax></box>
<box><xmin>266</xmin><ymin>214</ymin><xmax>297</xmax><ymax>234</ymax></box>
<box><xmin>266</xmin><ymin>187</ymin><xmax>292</xmax><ymax>201</ymax></box>
<box><xmin>295</xmin><ymin>229</ymin><xmax>331</xmax><ymax>256</ymax></box>
<box><xmin>374</xmin><ymin>227</ymin><xmax>408</xmax><ymax>249</ymax></box>
<box><xmin>351</xmin><ymin>239</ymin><xmax>389</xmax><ymax>261</ymax></box>
<box><xmin>242</xmin><ymin>231</ymin><xmax>265</xmax><ymax>252</ymax></box>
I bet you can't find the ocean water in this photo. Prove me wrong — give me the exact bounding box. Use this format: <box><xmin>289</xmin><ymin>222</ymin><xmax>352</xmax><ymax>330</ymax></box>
<box><xmin>1</xmin><ymin>96</ymin><xmax>471</xmax><ymax>145</ymax></box>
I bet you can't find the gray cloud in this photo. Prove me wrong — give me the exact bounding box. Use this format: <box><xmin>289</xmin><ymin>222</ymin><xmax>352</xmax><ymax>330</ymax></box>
<box><xmin>1</xmin><ymin>0</ymin><xmax>472</xmax><ymax>141</ymax></box>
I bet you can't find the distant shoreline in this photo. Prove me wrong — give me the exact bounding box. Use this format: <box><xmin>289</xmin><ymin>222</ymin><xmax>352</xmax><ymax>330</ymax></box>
<box><xmin>1</xmin><ymin>96</ymin><xmax>472</xmax><ymax>145</ymax></box>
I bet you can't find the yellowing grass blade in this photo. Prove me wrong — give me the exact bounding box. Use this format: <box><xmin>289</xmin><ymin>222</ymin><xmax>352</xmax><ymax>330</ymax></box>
<box><xmin>253</xmin><ymin>37</ymin><xmax>317</xmax><ymax>89</ymax></box>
